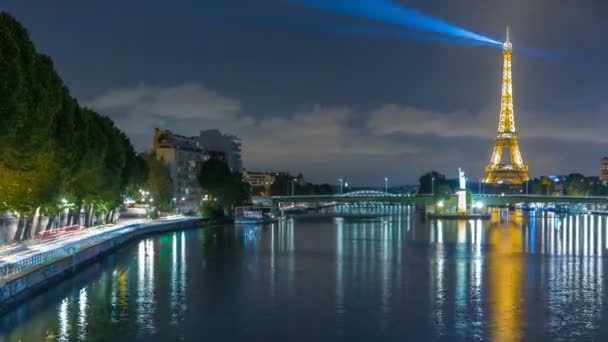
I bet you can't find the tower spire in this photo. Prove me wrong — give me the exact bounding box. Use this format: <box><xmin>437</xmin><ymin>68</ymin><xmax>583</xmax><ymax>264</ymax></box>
<box><xmin>503</xmin><ymin>26</ymin><xmax>512</xmax><ymax>50</ymax></box>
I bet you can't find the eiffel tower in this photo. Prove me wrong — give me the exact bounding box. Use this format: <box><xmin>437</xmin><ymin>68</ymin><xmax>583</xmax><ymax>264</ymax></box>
<box><xmin>483</xmin><ymin>28</ymin><xmax>529</xmax><ymax>184</ymax></box>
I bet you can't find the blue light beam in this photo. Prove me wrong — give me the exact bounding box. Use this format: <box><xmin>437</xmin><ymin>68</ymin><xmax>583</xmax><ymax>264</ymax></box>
<box><xmin>287</xmin><ymin>0</ymin><xmax>501</xmax><ymax>45</ymax></box>
<box><xmin>189</xmin><ymin>8</ymin><xmax>500</xmax><ymax>48</ymax></box>
<box><xmin>248</xmin><ymin>14</ymin><xmax>498</xmax><ymax>47</ymax></box>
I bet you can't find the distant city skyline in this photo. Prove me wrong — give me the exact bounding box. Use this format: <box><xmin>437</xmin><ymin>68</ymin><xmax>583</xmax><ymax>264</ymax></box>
<box><xmin>3</xmin><ymin>0</ymin><xmax>608</xmax><ymax>185</ymax></box>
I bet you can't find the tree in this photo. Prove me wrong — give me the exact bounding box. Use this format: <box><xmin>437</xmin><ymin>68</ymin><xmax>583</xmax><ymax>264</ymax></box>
<box><xmin>267</xmin><ymin>172</ymin><xmax>332</xmax><ymax>196</ymax></box>
<box><xmin>0</xmin><ymin>13</ymin><xmax>156</xmax><ymax>239</ymax></box>
<box><xmin>198</xmin><ymin>159</ymin><xmax>250</xmax><ymax>215</ymax></box>
<box><xmin>314</xmin><ymin>183</ymin><xmax>333</xmax><ymax>195</ymax></box>
<box><xmin>123</xmin><ymin>153</ymin><xmax>149</xmax><ymax>199</ymax></box>
<box><xmin>0</xmin><ymin>12</ymin><xmax>64</xmax><ymax>239</ymax></box>
<box><xmin>419</xmin><ymin>171</ymin><xmax>451</xmax><ymax>196</ymax></box>
<box><xmin>198</xmin><ymin>159</ymin><xmax>233</xmax><ymax>194</ymax></box>
<box><xmin>143</xmin><ymin>153</ymin><xmax>172</xmax><ymax>211</ymax></box>
<box><xmin>564</xmin><ymin>173</ymin><xmax>589</xmax><ymax>196</ymax></box>
<box><xmin>270</xmin><ymin>173</ymin><xmax>292</xmax><ymax>196</ymax></box>
<box><xmin>589</xmin><ymin>182</ymin><xmax>608</xmax><ymax>196</ymax></box>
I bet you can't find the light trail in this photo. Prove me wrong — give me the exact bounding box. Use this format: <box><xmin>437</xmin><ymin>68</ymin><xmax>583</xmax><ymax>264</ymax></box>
<box><xmin>0</xmin><ymin>216</ymin><xmax>192</xmax><ymax>279</ymax></box>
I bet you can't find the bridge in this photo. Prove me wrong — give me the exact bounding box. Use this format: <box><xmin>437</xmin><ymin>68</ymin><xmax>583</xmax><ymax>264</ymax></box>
<box><xmin>267</xmin><ymin>191</ymin><xmax>433</xmax><ymax>207</ymax></box>
<box><xmin>263</xmin><ymin>191</ymin><xmax>608</xmax><ymax>208</ymax></box>
<box><xmin>475</xmin><ymin>194</ymin><xmax>608</xmax><ymax>206</ymax></box>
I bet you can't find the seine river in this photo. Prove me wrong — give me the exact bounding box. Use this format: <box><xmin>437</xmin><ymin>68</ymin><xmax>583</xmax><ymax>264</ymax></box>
<box><xmin>2</xmin><ymin>207</ymin><xmax>608</xmax><ymax>341</ymax></box>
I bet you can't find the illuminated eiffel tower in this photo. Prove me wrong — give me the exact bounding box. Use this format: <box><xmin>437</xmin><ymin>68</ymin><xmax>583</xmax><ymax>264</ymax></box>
<box><xmin>483</xmin><ymin>28</ymin><xmax>529</xmax><ymax>184</ymax></box>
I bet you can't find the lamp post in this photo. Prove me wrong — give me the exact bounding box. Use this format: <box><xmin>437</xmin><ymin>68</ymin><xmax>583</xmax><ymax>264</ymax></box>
<box><xmin>384</xmin><ymin>177</ymin><xmax>389</xmax><ymax>194</ymax></box>
<box><xmin>338</xmin><ymin>178</ymin><xmax>344</xmax><ymax>195</ymax></box>
<box><xmin>431</xmin><ymin>177</ymin><xmax>435</xmax><ymax>196</ymax></box>
<box><xmin>291</xmin><ymin>178</ymin><xmax>295</xmax><ymax>196</ymax></box>
<box><xmin>479</xmin><ymin>178</ymin><xmax>483</xmax><ymax>195</ymax></box>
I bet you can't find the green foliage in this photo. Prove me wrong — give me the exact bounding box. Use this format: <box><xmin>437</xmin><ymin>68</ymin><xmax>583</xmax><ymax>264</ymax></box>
<box><xmin>419</xmin><ymin>171</ymin><xmax>451</xmax><ymax>196</ymax></box>
<box><xmin>564</xmin><ymin>173</ymin><xmax>589</xmax><ymax>196</ymax></box>
<box><xmin>466</xmin><ymin>189</ymin><xmax>473</xmax><ymax>206</ymax></box>
<box><xmin>143</xmin><ymin>153</ymin><xmax>172</xmax><ymax>210</ymax></box>
<box><xmin>0</xmin><ymin>12</ymin><xmax>149</xmax><ymax>230</ymax></box>
<box><xmin>270</xmin><ymin>173</ymin><xmax>291</xmax><ymax>196</ymax></box>
<box><xmin>198</xmin><ymin>159</ymin><xmax>250</xmax><ymax>213</ymax></box>
<box><xmin>269</xmin><ymin>173</ymin><xmax>333</xmax><ymax>196</ymax></box>
<box><xmin>199</xmin><ymin>202</ymin><xmax>225</xmax><ymax>220</ymax></box>
<box><xmin>0</xmin><ymin>12</ymin><xmax>64</xmax><ymax>214</ymax></box>
<box><xmin>198</xmin><ymin>159</ymin><xmax>233</xmax><ymax>195</ymax></box>
<box><xmin>590</xmin><ymin>183</ymin><xmax>608</xmax><ymax>196</ymax></box>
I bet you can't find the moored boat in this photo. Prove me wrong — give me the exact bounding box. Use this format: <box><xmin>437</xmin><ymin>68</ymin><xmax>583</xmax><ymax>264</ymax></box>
<box><xmin>234</xmin><ymin>206</ymin><xmax>277</xmax><ymax>224</ymax></box>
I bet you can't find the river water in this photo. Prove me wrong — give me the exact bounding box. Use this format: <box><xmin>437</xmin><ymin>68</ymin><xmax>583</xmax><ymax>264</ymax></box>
<box><xmin>2</xmin><ymin>207</ymin><xmax>608</xmax><ymax>341</ymax></box>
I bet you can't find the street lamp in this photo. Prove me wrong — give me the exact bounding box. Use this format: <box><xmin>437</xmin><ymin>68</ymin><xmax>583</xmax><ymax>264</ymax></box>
<box><xmin>291</xmin><ymin>178</ymin><xmax>295</xmax><ymax>196</ymax></box>
<box><xmin>473</xmin><ymin>201</ymin><xmax>484</xmax><ymax>213</ymax></box>
<box><xmin>338</xmin><ymin>178</ymin><xmax>344</xmax><ymax>195</ymax></box>
<box><xmin>479</xmin><ymin>178</ymin><xmax>483</xmax><ymax>195</ymax></box>
<box><xmin>431</xmin><ymin>177</ymin><xmax>435</xmax><ymax>196</ymax></box>
<box><xmin>384</xmin><ymin>177</ymin><xmax>389</xmax><ymax>194</ymax></box>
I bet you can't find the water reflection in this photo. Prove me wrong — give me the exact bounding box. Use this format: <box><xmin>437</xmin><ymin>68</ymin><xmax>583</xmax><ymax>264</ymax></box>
<box><xmin>136</xmin><ymin>239</ymin><xmax>155</xmax><ymax>333</ymax></box>
<box><xmin>58</xmin><ymin>298</ymin><xmax>68</xmax><ymax>341</ymax></box>
<box><xmin>487</xmin><ymin>216</ymin><xmax>523</xmax><ymax>341</ymax></box>
<box><xmin>3</xmin><ymin>208</ymin><xmax>608</xmax><ymax>341</ymax></box>
<box><xmin>77</xmin><ymin>288</ymin><xmax>87</xmax><ymax>340</ymax></box>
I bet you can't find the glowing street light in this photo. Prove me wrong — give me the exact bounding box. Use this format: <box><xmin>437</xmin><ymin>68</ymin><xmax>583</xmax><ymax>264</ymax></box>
<box><xmin>384</xmin><ymin>177</ymin><xmax>389</xmax><ymax>194</ymax></box>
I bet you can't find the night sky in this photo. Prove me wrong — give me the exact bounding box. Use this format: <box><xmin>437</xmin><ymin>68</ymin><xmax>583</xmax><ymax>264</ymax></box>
<box><xmin>2</xmin><ymin>0</ymin><xmax>608</xmax><ymax>186</ymax></box>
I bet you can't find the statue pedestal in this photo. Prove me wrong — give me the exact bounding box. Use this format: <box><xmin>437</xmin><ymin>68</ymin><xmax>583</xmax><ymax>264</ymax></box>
<box><xmin>457</xmin><ymin>190</ymin><xmax>467</xmax><ymax>215</ymax></box>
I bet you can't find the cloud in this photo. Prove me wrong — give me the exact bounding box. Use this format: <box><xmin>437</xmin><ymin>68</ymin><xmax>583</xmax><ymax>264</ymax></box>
<box><xmin>368</xmin><ymin>104</ymin><xmax>608</xmax><ymax>143</ymax></box>
<box><xmin>86</xmin><ymin>82</ymin><xmax>252</xmax><ymax>153</ymax></box>
<box><xmin>368</xmin><ymin>104</ymin><xmax>494</xmax><ymax>138</ymax></box>
<box><xmin>88</xmin><ymin>83</ymin><xmax>157</xmax><ymax>109</ymax></box>
<box><xmin>89</xmin><ymin>82</ymin><xmax>242</xmax><ymax>120</ymax></box>
<box><xmin>86</xmin><ymin>82</ymin><xmax>608</xmax><ymax>184</ymax></box>
<box><xmin>86</xmin><ymin>82</ymin><xmax>421</xmax><ymax>160</ymax></box>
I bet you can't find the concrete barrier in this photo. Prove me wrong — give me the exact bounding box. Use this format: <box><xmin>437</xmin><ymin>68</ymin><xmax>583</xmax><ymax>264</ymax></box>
<box><xmin>0</xmin><ymin>218</ymin><xmax>206</xmax><ymax>315</ymax></box>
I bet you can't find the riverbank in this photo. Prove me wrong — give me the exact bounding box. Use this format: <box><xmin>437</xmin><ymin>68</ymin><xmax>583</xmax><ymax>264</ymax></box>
<box><xmin>0</xmin><ymin>217</ymin><xmax>208</xmax><ymax>316</ymax></box>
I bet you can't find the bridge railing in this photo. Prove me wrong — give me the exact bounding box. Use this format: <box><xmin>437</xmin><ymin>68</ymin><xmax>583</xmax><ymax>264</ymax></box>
<box><xmin>269</xmin><ymin>193</ymin><xmax>608</xmax><ymax>206</ymax></box>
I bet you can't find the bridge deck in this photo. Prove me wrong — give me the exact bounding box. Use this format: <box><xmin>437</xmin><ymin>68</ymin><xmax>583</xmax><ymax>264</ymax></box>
<box><xmin>265</xmin><ymin>194</ymin><xmax>608</xmax><ymax>206</ymax></box>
